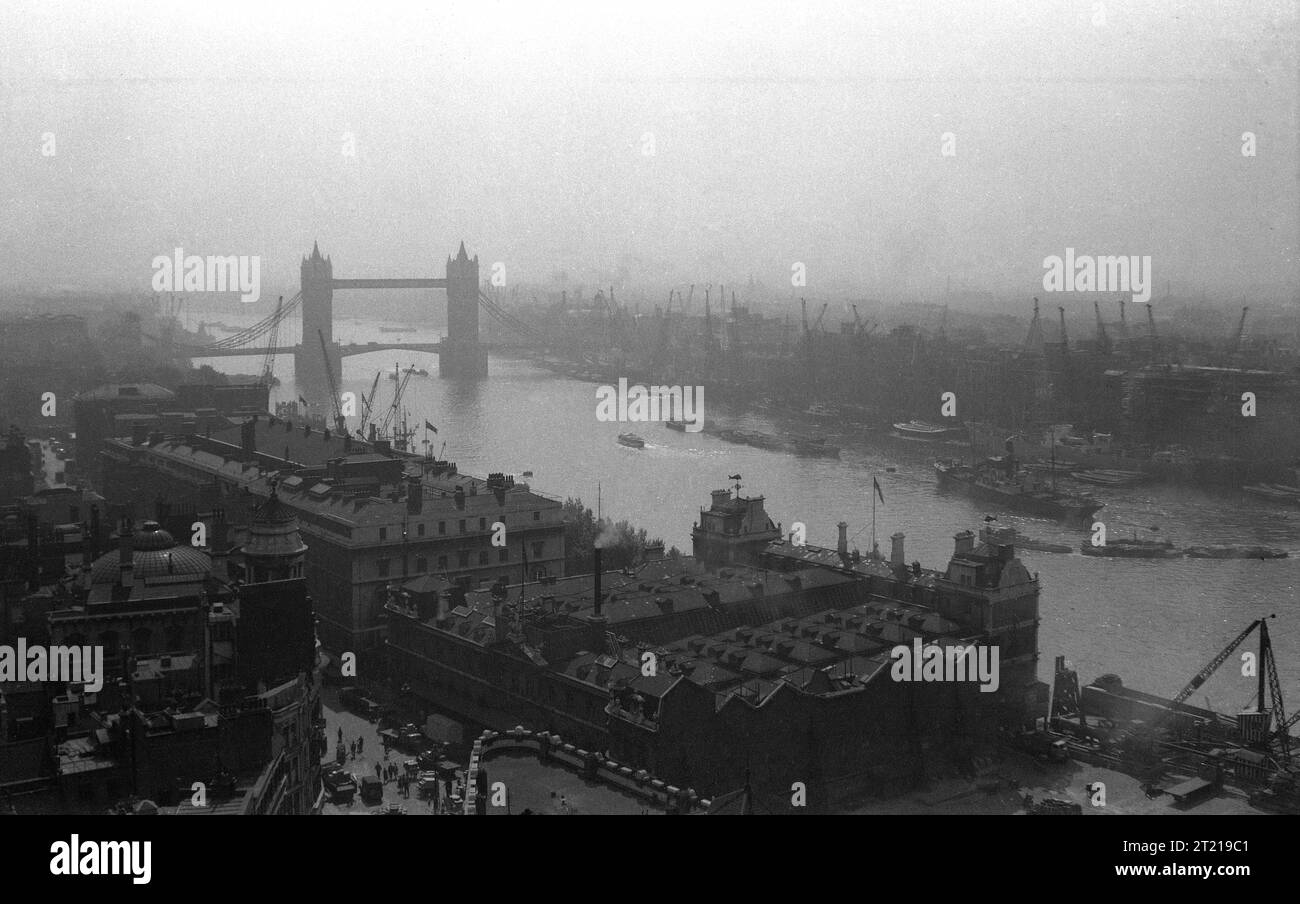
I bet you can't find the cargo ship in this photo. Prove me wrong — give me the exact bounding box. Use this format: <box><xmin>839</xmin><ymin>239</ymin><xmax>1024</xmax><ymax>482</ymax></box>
<box><xmin>934</xmin><ymin>458</ymin><xmax>1102</xmax><ymax>525</ymax></box>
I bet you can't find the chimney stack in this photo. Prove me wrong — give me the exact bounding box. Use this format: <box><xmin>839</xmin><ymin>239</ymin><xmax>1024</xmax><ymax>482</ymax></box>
<box><xmin>890</xmin><ymin>532</ymin><xmax>905</xmax><ymax>567</ymax></box>
<box><xmin>954</xmin><ymin>530</ymin><xmax>975</xmax><ymax>555</ymax></box>
<box><xmin>837</xmin><ymin>521</ymin><xmax>848</xmax><ymax>556</ymax></box>
<box><xmin>593</xmin><ymin>546</ymin><xmax>603</xmax><ymax>617</ymax></box>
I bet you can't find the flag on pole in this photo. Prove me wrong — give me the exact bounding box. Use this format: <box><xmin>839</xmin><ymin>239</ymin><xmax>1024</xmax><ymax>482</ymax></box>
<box><xmin>298</xmin><ymin>395</ymin><xmax>308</xmax><ymax>407</ymax></box>
<box><xmin>873</xmin><ymin>477</ymin><xmax>885</xmax><ymax>504</ymax></box>
<box><xmin>424</xmin><ymin>421</ymin><xmax>438</xmax><ymax>434</ymax></box>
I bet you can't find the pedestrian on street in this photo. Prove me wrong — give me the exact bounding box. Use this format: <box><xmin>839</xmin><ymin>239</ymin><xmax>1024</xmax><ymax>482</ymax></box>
<box><xmin>375</xmin><ymin>762</ymin><xmax>382</xmax><ymax>779</ymax></box>
<box><xmin>337</xmin><ymin>727</ymin><xmax>343</xmax><ymax>744</ymax></box>
<box><xmin>358</xmin><ymin>737</ymin><xmax>364</xmax><ymax>754</ymax></box>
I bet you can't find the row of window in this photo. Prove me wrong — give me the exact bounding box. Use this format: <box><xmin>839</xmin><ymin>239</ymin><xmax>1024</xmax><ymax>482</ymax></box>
<box><xmin>376</xmin><ymin>541</ymin><xmax>547</xmax><ymax>577</ymax></box>
<box><xmin>378</xmin><ymin>511</ymin><xmax>543</xmax><ymax>542</ymax></box>
<box><xmin>56</xmin><ymin>625</ymin><xmax>190</xmax><ymax>658</ymax></box>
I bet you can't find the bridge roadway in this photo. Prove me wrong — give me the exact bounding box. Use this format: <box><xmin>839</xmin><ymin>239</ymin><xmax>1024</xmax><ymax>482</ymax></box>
<box><xmin>179</xmin><ymin>340</ymin><xmax>524</xmax><ymax>359</ymax></box>
<box><xmin>182</xmin><ymin>341</ymin><xmax>445</xmax><ymax>359</ymax></box>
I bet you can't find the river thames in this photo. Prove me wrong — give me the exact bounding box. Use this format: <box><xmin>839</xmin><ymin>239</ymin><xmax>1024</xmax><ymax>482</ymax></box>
<box><xmin>200</xmin><ymin>316</ymin><xmax>1300</xmax><ymax>713</ymax></box>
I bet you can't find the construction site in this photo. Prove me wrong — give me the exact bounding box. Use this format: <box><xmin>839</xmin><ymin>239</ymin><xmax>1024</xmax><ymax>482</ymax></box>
<box><xmin>1047</xmin><ymin>616</ymin><xmax>1299</xmax><ymax>813</ymax></box>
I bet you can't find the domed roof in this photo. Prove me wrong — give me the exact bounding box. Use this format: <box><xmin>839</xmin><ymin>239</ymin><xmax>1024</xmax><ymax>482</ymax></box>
<box><xmin>242</xmin><ymin>488</ymin><xmax>307</xmax><ymax>560</ymax></box>
<box><xmin>90</xmin><ymin>521</ymin><xmax>213</xmax><ymax>584</ymax></box>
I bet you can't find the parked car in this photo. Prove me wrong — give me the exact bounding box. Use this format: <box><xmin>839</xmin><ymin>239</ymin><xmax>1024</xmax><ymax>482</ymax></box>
<box><xmin>324</xmin><ymin>769</ymin><xmax>358</xmax><ymax>801</ymax></box>
<box><xmin>359</xmin><ymin>775</ymin><xmax>384</xmax><ymax>804</ymax></box>
<box><xmin>394</xmin><ymin>724</ymin><xmax>427</xmax><ymax>752</ymax></box>
<box><xmin>339</xmin><ymin>687</ymin><xmax>383</xmax><ymax>721</ymax></box>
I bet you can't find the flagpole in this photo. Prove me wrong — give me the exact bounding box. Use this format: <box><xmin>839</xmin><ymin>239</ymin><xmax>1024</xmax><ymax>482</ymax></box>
<box><xmin>872</xmin><ymin>479</ymin><xmax>877</xmax><ymax>557</ymax></box>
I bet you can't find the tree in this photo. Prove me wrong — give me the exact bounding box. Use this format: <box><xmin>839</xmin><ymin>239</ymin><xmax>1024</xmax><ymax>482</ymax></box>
<box><xmin>561</xmin><ymin>497</ymin><xmax>663</xmax><ymax>575</ymax></box>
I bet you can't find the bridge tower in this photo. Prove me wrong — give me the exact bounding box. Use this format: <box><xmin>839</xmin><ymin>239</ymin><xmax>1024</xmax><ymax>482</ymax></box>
<box><xmin>441</xmin><ymin>241</ymin><xmax>488</xmax><ymax>378</ymax></box>
<box><xmin>299</xmin><ymin>241</ymin><xmax>341</xmax><ymax>407</ymax></box>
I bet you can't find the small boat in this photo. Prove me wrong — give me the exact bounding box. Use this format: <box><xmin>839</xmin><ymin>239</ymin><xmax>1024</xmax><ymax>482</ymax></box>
<box><xmin>1081</xmin><ymin>537</ymin><xmax>1182</xmax><ymax>559</ymax></box>
<box><xmin>618</xmin><ymin>433</ymin><xmax>646</xmax><ymax>449</ymax></box>
<box><xmin>1185</xmin><ymin>545</ymin><xmax>1289</xmax><ymax>560</ymax></box>
<box><xmin>664</xmin><ymin>419</ymin><xmax>687</xmax><ymax>432</ymax></box>
<box><xmin>403</xmin><ymin>366</ymin><xmax>429</xmax><ymax>377</ymax></box>
<box><xmin>805</xmin><ymin>404</ymin><xmax>838</xmax><ymax>418</ymax></box>
<box><xmin>893</xmin><ymin>420</ymin><xmax>955</xmax><ymax>440</ymax></box>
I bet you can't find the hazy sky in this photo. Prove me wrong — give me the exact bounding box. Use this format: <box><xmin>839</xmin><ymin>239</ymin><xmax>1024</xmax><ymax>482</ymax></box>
<box><xmin>1</xmin><ymin>0</ymin><xmax>1296</xmax><ymax>303</ymax></box>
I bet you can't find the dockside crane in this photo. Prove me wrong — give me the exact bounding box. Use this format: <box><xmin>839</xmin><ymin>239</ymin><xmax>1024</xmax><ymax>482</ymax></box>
<box><xmin>1112</xmin><ymin>617</ymin><xmax>1285</xmax><ymax>756</ymax></box>
<box><xmin>812</xmin><ymin>303</ymin><xmax>829</xmax><ymax>334</ymax></box>
<box><xmin>260</xmin><ymin>295</ymin><xmax>284</xmax><ymax>385</ymax></box>
<box><xmin>317</xmin><ymin>329</ymin><xmax>347</xmax><ymax>434</ymax></box>
<box><xmin>1093</xmin><ymin>300</ymin><xmax>1111</xmax><ymax>355</ymax></box>
<box><xmin>651</xmin><ymin>290</ymin><xmax>674</xmax><ymax>372</ymax></box>
<box><xmin>1229</xmin><ymin>306</ymin><xmax>1249</xmax><ymax>362</ymax></box>
<box><xmin>357</xmin><ymin>370</ymin><xmax>382</xmax><ymax>437</ymax></box>
<box><xmin>379</xmin><ymin>362</ymin><xmax>414</xmax><ymax>441</ymax></box>
<box><xmin>1057</xmin><ymin>306</ymin><xmax>1068</xmax><ymax>350</ymax></box>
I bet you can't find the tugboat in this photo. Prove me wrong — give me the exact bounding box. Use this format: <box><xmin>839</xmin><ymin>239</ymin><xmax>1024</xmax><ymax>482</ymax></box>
<box><xmin>934</xmin><ymin>457</ymin><xmax>1103</xmax><ymax>525</ymax></box>
<box><xmin>664</xmin><ymin>418</ymin><xmax>688</xmax><ymax>432</ymax></box>
<box><xmin>617</xmin><ymin>433</ymin><xmax>646</xmax><ymax>449</ymax></box>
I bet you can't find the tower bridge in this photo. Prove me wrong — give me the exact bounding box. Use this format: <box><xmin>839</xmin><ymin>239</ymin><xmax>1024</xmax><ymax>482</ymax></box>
<box><xmin>168</xmin><ymin>240</ymin><xmax>491</xmax><ymax>405</ymax></box>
